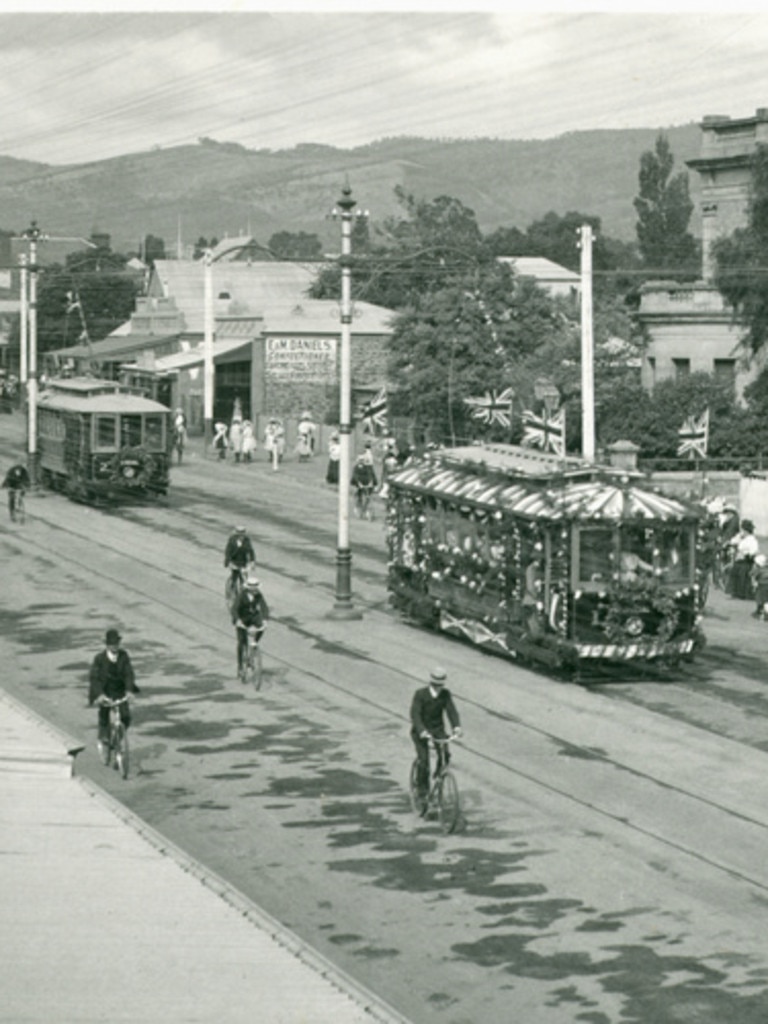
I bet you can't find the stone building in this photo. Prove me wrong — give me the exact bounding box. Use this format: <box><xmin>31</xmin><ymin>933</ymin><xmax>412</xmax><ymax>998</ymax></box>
<box><xmin>638</xmin><ymin>108</ymin><xmax>768</xmax><ymax>398</ymax></box>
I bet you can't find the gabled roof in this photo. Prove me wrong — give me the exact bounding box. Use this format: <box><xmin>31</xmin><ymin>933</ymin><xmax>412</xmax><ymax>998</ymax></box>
<box><xmin>153</xmin><ymin>339</ymin><xmax>251</xmax><ymax>372</ymax></box>
<box><xmin>498</xmin><ymin>256</ymin><xmax>580</xmax><ymax>282</ymax></box>
<box><xmin>149</xmin><ymin>259</ymin><xmax>317</xmax><ymax>332</ymax></box>
<box><xmin>46</xmin><ymin>332</ymin><xmax>180</xmax><ymax>360</ymax></box>
<box><xmin>264</xmin><ymin>300</ymin><xmax>394</xmax><ymax>336</ymax></box>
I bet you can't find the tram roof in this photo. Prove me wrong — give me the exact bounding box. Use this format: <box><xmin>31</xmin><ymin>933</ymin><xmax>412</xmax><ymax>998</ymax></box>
<box><xmin>39</xmin><ymin>377</ymin><xmax>169</xmax><ymax>414</ymax></box>
<box><xmin>390</xmin><ymin>444</ymin><xmax>699</xmax><ymax>522</ymax></box>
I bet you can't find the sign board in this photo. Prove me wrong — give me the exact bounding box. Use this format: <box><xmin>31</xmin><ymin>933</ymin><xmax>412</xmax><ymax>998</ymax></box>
<box><xmin>266</xmin><ymin>337</ymin><xmax>337</xmax><ymax>382</ymax></box>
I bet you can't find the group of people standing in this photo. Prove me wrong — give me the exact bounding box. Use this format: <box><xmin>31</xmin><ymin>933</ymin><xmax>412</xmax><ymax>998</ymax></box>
<box><xmin>212</xmin><ymin>411</ymin><xmax>318</xmax><ymax>467</ymax></box>
<box><xmin>705</xmin><ymin>500</ymin><xmax>768</xmax><ymax>618</ymax></box>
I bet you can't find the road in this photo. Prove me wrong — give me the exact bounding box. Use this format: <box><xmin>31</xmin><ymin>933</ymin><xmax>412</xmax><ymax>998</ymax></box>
<box><xmin>3</xmin><ymin>425</ymin><xmax>768</xmax><ymax>1024</ymax></box>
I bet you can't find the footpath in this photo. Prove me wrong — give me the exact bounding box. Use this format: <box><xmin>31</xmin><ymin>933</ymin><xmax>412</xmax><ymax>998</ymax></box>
<box><xmin>0</xmin><ymin>690</ymin><xmax>410</xmax><ymax>1024</ymax></box>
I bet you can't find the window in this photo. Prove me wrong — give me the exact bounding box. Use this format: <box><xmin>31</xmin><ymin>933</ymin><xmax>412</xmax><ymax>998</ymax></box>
<box><xmin>120</xmin><ymin>415</ymin><xmax>142</xmax><ymax>448</ymax></box>
<box><xmin>713</xmin><ymin>359</ymin><xmax>736</xmax><ymax>386</ymax></box>
<box><xmin>673</xmin><ymin>358</ymin><xmax>690</xmax><ymax>382</ymax></box>
<box><xmin>95</xmin><ymin>416</ymin><xmax>117</xmax><ymax>448</ymax></box>
<box><xmin>144</xmin><ymin>415</ymin><xmax>163</xmax><ymax>450</ymax></box>
<box><xmin>578</xmin><ymin>528</ymin><xmax>614</xmax><ymax>583</ymax></box>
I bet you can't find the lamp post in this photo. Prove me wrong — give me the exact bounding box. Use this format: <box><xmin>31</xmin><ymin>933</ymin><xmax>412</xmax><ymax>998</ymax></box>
<box><xmin>579</xmin><ymin>223</ymin><xmax>595</xmax><ymax>461</ymax></box>
<box><xmin>534</xmin><ymin>376</ymin><xmax>560</xmax><ymax>416</ymax></box>
<box><xmin>328</xmin><ymin>181</ymin><xmax>365</xmax><ymax>619</ymax></box>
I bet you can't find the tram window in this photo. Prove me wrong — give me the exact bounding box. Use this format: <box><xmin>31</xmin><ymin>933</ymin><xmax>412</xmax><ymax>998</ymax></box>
<box><xmin>144</xmin><ymin>415</ymin><xmax>163</xmax><ymax>450</ymax></box>
<box><xmin>578</xmin><ymin>528</ymin><xmax>614</xmax><ymax>582</ymax></box>
<box><xmin>619</xmin><ymin>526</ymin><xmax>655</xmax><ymax>581</ymax></box>
<box><xmin>95</xmin><ymin>416</ymin><xmax>117</xmax><ymax>448</ymax></box>
<box><xmin>656</xmin><ymin>527</ymin><xmax>691</xmax><ymax>582</ymax></box>
<box><xmin>120</xmin><ymin>415</ymin><xmax>142</xmax><ymax>448</ymax></box>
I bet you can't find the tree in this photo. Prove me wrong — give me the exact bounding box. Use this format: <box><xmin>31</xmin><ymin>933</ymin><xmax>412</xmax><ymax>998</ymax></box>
<box><xmin>633</xmin><ymin>133</ymin><xmax>698</xmax><ymax>273</ymax></box>
<box><xmin>267</xmin><ymin>231</ymin><xmax>323</xmax><ymax>261</ymax></box>
<box><xmin>713</xmin><ymin>143</ymin><xmax>768</xmax><ymax>353</ymax></box>
<box><xmin>143</xmin><ymin>234</ymin><xmax>165</xmax><ymax>267</ymax></box>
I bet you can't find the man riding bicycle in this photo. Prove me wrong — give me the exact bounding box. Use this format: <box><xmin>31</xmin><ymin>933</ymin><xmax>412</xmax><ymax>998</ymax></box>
<box><xmin>224</xmin><ymin>525</ymin><xmax>256</xmax><ymax>619</ymax></box>
<box><xmin>351</xmin><ymin>453</ymin><xmax>377</xmax><ymax>518</ymax></box>
<box><xmin>88</xmin><ymin>628</ymin><xmax>140</xmax><ymax>753</ymax></box>
<box><xmin>410</xmin><ymin>667</ymin><xmax>462</xmax><ymax>804</ymax></box>
<box><xmin>2</xmin><ymin>462</ymin><xmax>30</xmax><ymax>521</ymax></box>
<box><xmin>234</xmin><ymin>574</ymin><xmax>269</xmax><ymax>676</ymax></box>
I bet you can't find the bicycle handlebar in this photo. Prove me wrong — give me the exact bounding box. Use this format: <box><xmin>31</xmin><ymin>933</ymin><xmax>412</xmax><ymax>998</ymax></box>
<box><xmin>96</xmin><ymin>695</ymin><xmax>130</xmax><ymax>708</ymax></box>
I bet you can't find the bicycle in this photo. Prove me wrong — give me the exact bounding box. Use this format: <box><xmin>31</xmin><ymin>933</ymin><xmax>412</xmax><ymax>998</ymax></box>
<box><xmin>409</xmin><ymin>735</ymin><xmax>461</xmax><ymax>834</ymax></box>
<box><xmin>97</xmin><ymin>696</ymin><xmax>130</xmax><ymax>779</ymax></box>
<box><xmin>225</xmin><ymin>564</ymin><xmax>252</xmax><ymax>620</ymax></box>
<box><xmin>354</xmin><ymin>485</ymin><xmax>375</xmax><ymax>521</ymax></box>
<box><xmin>8</xmin><ymin>487</ymin><xmax>25</xmax><ymax>524</ymax></box>
<box><xmin>238</xmin><ymin>623</ymin><xmax>263</xmax><ymax>690</ymax></box>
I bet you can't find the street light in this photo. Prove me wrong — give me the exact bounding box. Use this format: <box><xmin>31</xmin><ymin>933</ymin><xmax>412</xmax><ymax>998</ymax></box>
<box><xmin>534</xmin><ymin>376</ymin><xmax>560</xmax><ymax>416</ymax></box>
<box><xmin>328</xmin><ymin>181</ymin><xmax>366</xmax><ymax>620</ymax></box>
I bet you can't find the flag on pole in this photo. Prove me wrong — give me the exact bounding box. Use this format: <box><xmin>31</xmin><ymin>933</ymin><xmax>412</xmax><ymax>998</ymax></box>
<box><xmin>677</xmin><ymin>409</ymin><xmax>709</xmax><ymax>459</ymax></box>
<box><xmin>360</xmin><ymin>387</ymin><xmax>388</xmax><ymax>434</ymax></box>
<box><xmin>463</xmin><ymin>387</ymin><xmax>514</xmax><ymax>428</ymax></box>
<box><xmin>521</xmin><ymin>406</ymin><xmax>566</xmax><ymax>456</ymax></box>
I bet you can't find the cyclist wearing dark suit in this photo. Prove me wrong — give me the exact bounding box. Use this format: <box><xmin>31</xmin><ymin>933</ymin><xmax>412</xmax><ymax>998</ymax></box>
<box><xmin>88</xmin><ymin>628</ymin><xmax>140</xmax><ymax>748</ymax></box>
<box><xmin>234</xmin><ymin>575</ymin><xmax>270</xmax><ymax>673</ymax></box>
<box><xmin>410</xmin><ymin>667</ymin><xmax>462</xmax><ymax>800</ymax></box>
<box><xmin>2</xmin><ymin>463</ymin><xmax>30</xmax><ymax>519</ymax></box>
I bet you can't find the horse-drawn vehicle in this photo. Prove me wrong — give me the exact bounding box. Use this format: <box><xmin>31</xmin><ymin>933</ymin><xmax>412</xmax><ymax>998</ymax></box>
<box><xmin>385</xmin><ymin>443</ymin><xmax>706</xmax><ymax>675</ymax></box>
<box><xmin>37</xmin><ymin>377</ymin><xmax>172</xmax><ymax>502</ymax></box>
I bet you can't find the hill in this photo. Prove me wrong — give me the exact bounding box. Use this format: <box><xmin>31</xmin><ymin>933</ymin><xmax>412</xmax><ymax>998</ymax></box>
<box><xmin>0</xmin><ymin>125</ymin><xmax>703</xmax><ymax>256</ymax></box>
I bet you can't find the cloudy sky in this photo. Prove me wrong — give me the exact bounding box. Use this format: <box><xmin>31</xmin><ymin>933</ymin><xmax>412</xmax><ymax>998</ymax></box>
<box><xmin>2</xmin><ymin>4</ymin><xmax>768</xmax><ymax>165</ymax></box>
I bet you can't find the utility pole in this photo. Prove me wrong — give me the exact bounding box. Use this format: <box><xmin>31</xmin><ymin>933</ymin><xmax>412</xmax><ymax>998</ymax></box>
<box><xmin>328</xmin><ymin>181</ymin><xmax>365</xmax><ymax>619</ymax></box>
<box><xmin>203</xmin><ymin>248</ymin><xmax>215</xmax><ymax>451</ymax></box>
<box><xmin>579</xmin><ymin>224</ymin><xmax>595</xmax><ymax>461</ymax></box>
<box><xmin>24</xmin><ymin>222</ymin><xmax>43</xmax><ymax>484</ymax></box>
<box><xmin>19</xmin><ymin>253</ymin><xmax>28</xmax><ymax>398</ymax></box>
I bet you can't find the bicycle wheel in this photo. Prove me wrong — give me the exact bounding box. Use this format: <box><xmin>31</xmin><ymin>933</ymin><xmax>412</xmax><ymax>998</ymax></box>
<box><xmin>15</xmin><ymin>492</ymin><xmax>25</xmax><ymax>524</ymax></box>
<box><xmin>114</xmin><ymin>725</ymin><xmax>129</xmax><ymax>779</ymax></box>
<box><xmin>437</xmin><ymin>771</ymin><xmax>460</xmax><ymax>834</ymax></box>
<box><xmin>99</xmin><ymin>734</ymin><xmax>111</xmax><ymax>766</ymax></box>
<box><xmin>409</xmin><ymin>760</ymin><xmax>426</xmax><ymax>815</ymax></box>
<box><xmin>252</xmin><ymin>645</ymin><xmax>263</xmax><ymax>691</ymax></box>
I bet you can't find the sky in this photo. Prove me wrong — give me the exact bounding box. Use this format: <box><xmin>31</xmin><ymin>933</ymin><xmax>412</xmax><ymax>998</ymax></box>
<box><xmin>2</xmin><ymin>4</ymin><xmax>768</xmax><ymax>165</ymax></box>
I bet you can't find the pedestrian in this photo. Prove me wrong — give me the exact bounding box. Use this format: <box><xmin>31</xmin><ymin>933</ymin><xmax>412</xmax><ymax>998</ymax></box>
<box><xmin>326</xmin><ymin>431</ymin><xmax>340</xmax><ymax>485</ymax></box>
<box><xmin>88</xmin><ymin>628</ymin><xmax>140</xmax><ymax>755</ymax></box>
<box><xmin>296</xmin><ymin>410</ymin><xmax>316</xmax><ymax>462</ymax></box>
<box><xmin>752</xmin><ymin>554</ymin><xmax>768</xmax><ymax>619</ymax></box>
<box><xmin>213</xmin><ymin>421</ymin><xmax>228</xmax><ymax>460</ymax></box>
<box><xmin>264</xmin><ymin>417</ymin><xmax>285</xmax><ymax>469</ymax></box>
<box><xmin>229</xmin><ymin>417</ymin><xmax>244</xmax><ymax>463</ymax></box>
<box><xmin>409</xmin><ymin>667</ymin><xmax>462</xmax><ymax>808</ymax></box>
<box><xmin>727</xmin><ymin>519</ymin><xmax>759</xmax><ymax>599</ymax></box>
<box><xmin>241</xmin><ymin>420</ymin><xmax>257</xmax><ymax>463</ymax></box>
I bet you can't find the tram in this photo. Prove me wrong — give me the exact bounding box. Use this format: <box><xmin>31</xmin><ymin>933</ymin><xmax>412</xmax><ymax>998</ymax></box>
<box><xmin>385</xmin><ymin>443</ymin><xmax>706</xmax><ymax>674</ymax></box>
<box><xmin>37</xmin><ymin>377</ymin><xmax>172</xmax><ymax>502</ymax></box>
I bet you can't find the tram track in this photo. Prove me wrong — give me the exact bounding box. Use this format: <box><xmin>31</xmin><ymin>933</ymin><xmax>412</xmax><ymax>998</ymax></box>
<box><xmin>6</xmin><ymin>491</ymin><xmax>768</xmax><ymax>897</ymax></box>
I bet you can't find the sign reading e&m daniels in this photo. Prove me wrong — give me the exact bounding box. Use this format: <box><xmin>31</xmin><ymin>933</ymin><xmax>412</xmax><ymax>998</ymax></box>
<box><xmin>266</xmin><ymin>337</ymin><xmax>337</xmax><ymax>381</ymax></box>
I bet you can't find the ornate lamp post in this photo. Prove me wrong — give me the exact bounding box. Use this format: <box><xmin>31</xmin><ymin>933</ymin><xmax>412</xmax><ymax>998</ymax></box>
<box><xmin>23</xmin><ymin>221</ymin><xmax>43</xmax><ymax>483</ymax></box>
<box><xmin>328</xmin><ymin>181</ymin><xmax>366</xmax><ymax>619</ymax></box>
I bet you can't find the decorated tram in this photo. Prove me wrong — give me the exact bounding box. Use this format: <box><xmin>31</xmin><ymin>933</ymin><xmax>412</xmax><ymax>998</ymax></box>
<box><xmin>385</xmin><ymin>443</ymin><xmax>706</xmax><ymax>673</ymax></box>
<box><xmin>37</xmin><ymin>377</ymin><xmax>172</xmax><ymax>502</ymax></box>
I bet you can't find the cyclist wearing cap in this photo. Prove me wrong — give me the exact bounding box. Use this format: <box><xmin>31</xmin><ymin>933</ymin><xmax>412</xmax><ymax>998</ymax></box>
<box><xmin>88</xmin><ymin>628</ymin><xmax>140</xmax><ymax>751</ymax></box>
<box><xmin>234</xmin><ymin>575</ymin><xmax>270</xmax><ymax>676</ymax></box>
<box><xmin>410</xmin><ymin>667</ymin><xmax>462</xmax><ymax>802</ymax></box>
<box><xmin>224</xmin><ymin>526</ymin><xmax>256</xmax><ymax>612</ymax></box>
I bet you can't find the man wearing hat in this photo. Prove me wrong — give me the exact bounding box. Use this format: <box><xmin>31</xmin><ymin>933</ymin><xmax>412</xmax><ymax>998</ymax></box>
<box><xmin>727</xmin><ymin>518</ymin><xmax>759</xmax><ymax>599</ymax></box>
<box><xmin>233</xmin><ymin>573</ymin><xmax>270</xmax><ymax>677</ymax></box>
<box><xmin>410</xmin><ymin>667</ymin><xmax>462</xmax><ymax>806</ymax></box>
<box><xmin>224</xmin><ymin>525</ymin><xmax>257</xmax><ymax>618</ymax></box>
<box><xmin>88</xmin><ymin>629</ymin><xmax>140</xmax><ymax>751</ymax></box>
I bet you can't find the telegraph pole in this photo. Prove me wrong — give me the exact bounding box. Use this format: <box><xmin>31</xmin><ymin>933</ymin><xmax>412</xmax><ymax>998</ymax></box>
<box><xmin>19</xmin><ymin>253</ymin><xmax>28</xmax><ymax>398</ymax></box>
<box><xmin>579</xmin><ymin>224</ymin><xmax>595</xmax><ymax>461</ymax></box>
<box><xmin>24</xmin><ymin>222</ymin><xmax>43</xmax><ymax>483</ymax></box>
<box><xmin>329</xmin><ymin>181</ymin><xmax>365</xmax><ymax>619</ymax></box>
<box><xmin>203</xmin><ymin>248</ymin><xmax>214</xmax><ymax>451</ymax></box>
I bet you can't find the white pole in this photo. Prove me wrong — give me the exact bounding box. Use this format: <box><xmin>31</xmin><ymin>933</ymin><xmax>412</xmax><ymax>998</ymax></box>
<box><xmin>27</xmin><ymin>226</ymin><xmax>40</xmax><ymax>483</ymax></box>
<box><xmin>329</xmin><ymin>182</ymin><xmax>362</xmax><ymax>619</ymax></box>
<box><xmin>203</xmin><ymin>249</ymin><xmax>214</xmax><ymax>451</ymax></box>
<box><xmin>580</xmin><ymin>224</ymin><xmax>595</xmax><ymax>461</ymax></box>
<box><xmin>19</xmin><ymin>254</ymin><xmax>27</xmax><ymax>392</ymax></box>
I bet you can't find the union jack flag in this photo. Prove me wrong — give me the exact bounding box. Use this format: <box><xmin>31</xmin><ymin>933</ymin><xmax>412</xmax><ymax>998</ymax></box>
<box><xmin>360</xmin><ymin>387</ymin><xmax>388</xmax><ymax>434</ymax></box>
<box><xmin>677</xmin><ymin>408</ymin><xmax>709</xmax><ymax>459</ymax></box>
<box><xmin>463</xmin><ymin>387</ymin><xmax>514</xmax><ymax>428</ymax></box>
<box><xmin>521</xmin><ymin>406</ymin><xmax>566</xmax><ymax>456</ymax></box>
